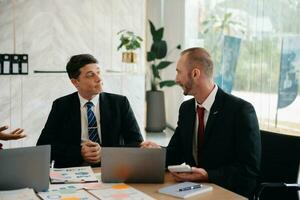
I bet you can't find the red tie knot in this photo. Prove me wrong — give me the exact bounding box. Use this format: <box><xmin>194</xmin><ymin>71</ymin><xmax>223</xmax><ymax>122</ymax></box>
<box><xmin>197</xmin><ymin>106</ymin><xmax>205</xmax><ymax>115</ymax></box>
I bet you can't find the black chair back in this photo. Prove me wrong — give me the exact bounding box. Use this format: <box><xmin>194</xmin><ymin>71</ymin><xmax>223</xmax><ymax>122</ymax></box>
<box><xmin>255</xmin><ymin>130</ymin><xmax>300</xmax><ymax>200</ymax></box>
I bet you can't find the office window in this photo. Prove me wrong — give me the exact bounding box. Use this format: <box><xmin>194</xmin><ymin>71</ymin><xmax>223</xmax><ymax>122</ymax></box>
<box><xmin>185</xmin><ymin>0</ymin><xmax>300</xmax><ymax>136</ymax></box>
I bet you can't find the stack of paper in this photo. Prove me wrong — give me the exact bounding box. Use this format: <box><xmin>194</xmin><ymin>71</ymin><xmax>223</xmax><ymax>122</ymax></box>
<box><xmin>50</xmin><ymin>166</ymin><xmax>98</xmax><ymax>184</ymax></box>
<box><xmin>159</xmin><ymin>181</ymin><xmax>212</xmax><ymax>199</ymax></box>
<box><xmin>0</xmin><ymin>188</ymin><xmax>39</xmax><ymax>200</ymax></box>
<box><xmin>39</xmin><ymin>171</ymin><xmax>153</xmax><ymax>200</ymax></box>
<box><xmin>38</xmin><ymin>181</ymin><xmax>154</xmax><ymax>200</ymax></box>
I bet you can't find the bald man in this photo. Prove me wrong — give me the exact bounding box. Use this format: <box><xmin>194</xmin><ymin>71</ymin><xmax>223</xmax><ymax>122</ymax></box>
<box><xmin>142</xmin><ymin>47</ymin><xmax>261</xmax><ymax>198</ymax></box>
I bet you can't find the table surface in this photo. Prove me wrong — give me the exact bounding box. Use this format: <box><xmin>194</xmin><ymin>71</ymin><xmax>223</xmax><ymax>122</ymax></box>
<box><xmin>93</xmin><ymin>168</ymin><xmax>247</xmax><ymax>200</ymax></box>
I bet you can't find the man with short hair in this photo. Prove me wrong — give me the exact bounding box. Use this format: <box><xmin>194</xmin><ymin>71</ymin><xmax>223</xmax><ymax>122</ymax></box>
<box><xmin>142</xmin><ymin>47</ymin><xmax>261</xmax><ymax>198</ymax></box>
<box><xmin>37</xmin><ymin>54</ymin><xmax>143</xmax><ymax>167</ymax></box>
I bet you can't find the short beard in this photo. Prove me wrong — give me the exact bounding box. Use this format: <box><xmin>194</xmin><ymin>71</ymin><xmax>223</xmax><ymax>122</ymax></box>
<box><xmin>183</xmin><ymin>74</ymin><xmax>193</xmax><ymax>96</ymax></box>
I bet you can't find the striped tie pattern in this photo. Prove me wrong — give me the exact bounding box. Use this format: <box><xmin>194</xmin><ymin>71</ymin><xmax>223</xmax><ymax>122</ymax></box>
<box><xmin>86</xmin><ymin>102</ymin><xmax>100</xmax><ymax>144</ymax></box>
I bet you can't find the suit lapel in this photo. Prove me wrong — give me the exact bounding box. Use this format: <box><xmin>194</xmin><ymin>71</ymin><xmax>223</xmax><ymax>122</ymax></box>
<box><xmin>70</xmin><ymin>93</ymin><xmax>81</xmax><ymax>143</ymax></box>
<box><xmin>99</xmin><ymin>93</ymin><xmax>112</xmax><ymax>145</ymax></box>
<box><xmin>186</xmin><ymin>101</ymin><xmax>196</xmax><ymax>144</ymax></box>
<box><xmin>204</xmin><ymin>88</ymin><xmax>224</xmax><ymax>140</ymax></box>
<box><xmin>183</xmin><ymin>100</ymin><xmax>197</xmax><ymax>162</ymax></box>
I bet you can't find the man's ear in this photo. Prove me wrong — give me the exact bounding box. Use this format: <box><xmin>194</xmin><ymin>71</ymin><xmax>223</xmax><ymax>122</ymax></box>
<box><xmin>71</xmin><ymin>78</ymin><xmax>79</xmax><ymax>88</ymax></box>
<box><xmin>192</xmin><ymin>68</ymin><xmax>201</xmax><ymax>78</ymax></box>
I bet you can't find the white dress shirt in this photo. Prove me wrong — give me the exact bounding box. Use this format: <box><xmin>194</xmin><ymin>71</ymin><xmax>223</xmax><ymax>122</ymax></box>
<box><xmin>78</xmin><ymin>93</ymin><xmax>101</xmax><ymax>143</ymax></box>
<box><xmin>193</xmin><ymin>84</ymin><xmax>218</xmax><ymax>165</ymax></box>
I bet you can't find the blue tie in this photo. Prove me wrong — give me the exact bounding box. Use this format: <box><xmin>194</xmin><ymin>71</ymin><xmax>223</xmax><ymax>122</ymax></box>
<box><xmin>86</xmin><ymin>102</ymin><xmax>100</xmax><ymax>144</ymax></box>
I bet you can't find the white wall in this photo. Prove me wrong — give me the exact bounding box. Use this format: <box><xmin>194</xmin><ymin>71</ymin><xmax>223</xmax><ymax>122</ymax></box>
<box><xmin>0</xmin><ymin>0</ymin><xmax>146</xmax><ymax>148</ymax></box>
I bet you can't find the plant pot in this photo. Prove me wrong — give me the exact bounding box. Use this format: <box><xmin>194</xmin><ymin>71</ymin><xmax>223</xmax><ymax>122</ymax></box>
<box><xmin>122</xmin><ymin>52</ymin><xmax>137</xmax><ymax>63</ymax></box>
<box><xmin>145</xmin><ymin>90</ymin><xmax>166</xmax><ymax>132</ymax></box>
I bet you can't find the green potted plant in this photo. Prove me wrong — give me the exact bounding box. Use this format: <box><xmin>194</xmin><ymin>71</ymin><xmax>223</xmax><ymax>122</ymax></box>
<box><xmin>146</xmin><ymin>20</ymin><xmax>181</xmax><ymax>132</ymax></box>
<box><xmin>117</xmin><ymin>30</ymin><xmax>143</xmax><ymax>63</ymax></box>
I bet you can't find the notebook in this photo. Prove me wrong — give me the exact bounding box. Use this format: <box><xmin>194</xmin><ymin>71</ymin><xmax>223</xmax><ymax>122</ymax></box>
<box><xmin>158</xmin><ymin>181</ymin><xmax>213</xmax><ymax>199</ymax></box>
<box><xmin>0</xmin><ymin>145</ymin><xmax>51</xmax><ymax>192</ymax></box>
<box><xmin>101</xmin><ymin>147</ymin><xmax>166</xmax><ymax>183</ymax></box>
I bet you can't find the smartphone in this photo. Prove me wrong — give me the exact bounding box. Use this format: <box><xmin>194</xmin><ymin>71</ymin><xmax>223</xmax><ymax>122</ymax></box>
<box><xmin>168</xmin><ymin>164</ymin><xmax>192</xmax><ymax>173</ymax></box>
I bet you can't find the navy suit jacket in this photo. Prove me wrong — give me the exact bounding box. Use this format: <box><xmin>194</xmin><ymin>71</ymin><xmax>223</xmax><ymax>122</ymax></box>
<box><xmin>166</xmin><ymin>88</ymin><xmax>261</xmax><ymax>198</ymax></box>
<box><xmin>37</xmin><ymin>92</ymin><xmax>143</xmax><ymax>167</ymax></box>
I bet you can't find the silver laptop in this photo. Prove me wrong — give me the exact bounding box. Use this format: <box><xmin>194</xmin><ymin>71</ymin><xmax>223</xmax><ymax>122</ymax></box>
<box><xmin>101</xmin><ymin>147</ymin><xmax>166</xmax><ymax>183</ymax></box>
<box><xmin>0</xmin><ymin>145</ymin><xmax>50</xmax><ymax>192</ymax></box>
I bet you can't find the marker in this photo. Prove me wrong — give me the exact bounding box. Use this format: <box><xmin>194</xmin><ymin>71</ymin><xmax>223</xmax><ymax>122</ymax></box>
<box><xmin>178</xmin><ymin>184</ymin><xmax>202</xmax><ymax>192</ymax></box>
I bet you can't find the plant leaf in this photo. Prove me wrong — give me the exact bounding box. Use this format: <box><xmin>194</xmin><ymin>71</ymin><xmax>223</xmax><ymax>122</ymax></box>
<box><xmin>117</xmin><ymin>43</ymin><xmax>123</xmax><ymax>50</ymax></box>
<box><xmin>127</xmin><ymin>31</ymin><xmax>134</xmax><ymax>35</ymax></box>
<box><xmin>156</xmin><ymin>61</ymin><xmax>173</xmax><ymax>70</ymax></box>
<box><xmin>159</xmin><ymin>80</ymin><xmax>177</xmax><ymax>88</ymax></box>
<box><xmin>117</xmin><ymin>29</ymin><xmax>125</xmax><ymax>35</ymax></box>
<box><xmin>121</xmin><ymin>37</ymin><xmax>129</xmax><ymax>45</ymax></box>
<box><xmin>150</xmin><ymin>40</ymin><xmax>167</xmax><ymax>59</ymax></box>
<box><xmin>149</xmin><ymin>20</ymin><xmax>164</xmax><ymax>42</ymax></box>
<box><xmin>152</xmin><ymin>64</ymin><xmax>160</xmax><ymax>79</ymax></box>
<box><xmin>202</xmin><ymin>20</ymin><xmax>210</xmax><ymax>25</ymax></box>
<box><xmin>126</xmin><ymin>43</ymin><xmax>133</xmax><ymax>50</ymax></box>
<box><xmin>137</xmin><ymin>36</ymin><xmax>143</xmax><ymax>41</ymax></box>
<box><xmin>149</xmin><ymin>20</ymin><xmax>156</xmax><ymax>41</ymax></box>
<box><xmin>147</xmin><ymin>51</ymin><xmax>156</xmax><ymax>62</ymax></box>
<box><xmin>153</xmin><ymin>27</ymin><xmax>164</xmax><ymax>42</ymax></box>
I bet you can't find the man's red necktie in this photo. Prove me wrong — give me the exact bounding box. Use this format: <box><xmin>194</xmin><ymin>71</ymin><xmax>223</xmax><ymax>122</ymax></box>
<box><xmin>197</xmin><ymin>106</ymin><xmax>205</xmax><ymax>166</ymax></box>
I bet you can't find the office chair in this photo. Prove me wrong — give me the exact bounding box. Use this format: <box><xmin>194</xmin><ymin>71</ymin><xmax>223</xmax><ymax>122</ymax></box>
<box><xmin>253</xmin><ymin>130</ymin><xmax>300</xmax><ymax>200</ymax></box>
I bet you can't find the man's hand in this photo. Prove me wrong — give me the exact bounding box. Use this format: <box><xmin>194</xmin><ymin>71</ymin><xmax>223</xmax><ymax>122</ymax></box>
<box><xmin>140</xmin><ymin>140</ymin><xmax>161</xmax><ymax>148</ymax></box>
<box><xmin>170</xmin><ymin>167</ymin><xmax>208</xmax><ymax>182</ymax></box>
<box><xmin>0</xmin><ymin>126</ymin><xmax>26</xmax><ymax>141</ymax></box>
<box><xmin>81</xmin><ymin>140</ymin><xmax>101</xmax><ymax>164</ymax></box>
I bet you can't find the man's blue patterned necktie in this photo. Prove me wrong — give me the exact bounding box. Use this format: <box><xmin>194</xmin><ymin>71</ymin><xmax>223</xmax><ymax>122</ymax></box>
<box><xmin>86</xmin><ymin>101</ymin><xmax>100</xmax><ymax>144</ymax></box>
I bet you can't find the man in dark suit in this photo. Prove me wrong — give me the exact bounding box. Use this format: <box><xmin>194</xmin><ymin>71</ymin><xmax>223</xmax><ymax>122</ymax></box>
<box><xmin>142</xmin><ymin>47</ymin><xmax>261</xmax><ymax>198</ymax></box>
<box><xmin>37</xmin><ymin>54</ymin><xmax>143</xmax><ymax>167</ymax></box>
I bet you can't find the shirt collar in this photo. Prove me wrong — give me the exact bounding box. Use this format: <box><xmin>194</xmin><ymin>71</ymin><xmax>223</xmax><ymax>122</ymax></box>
<box><xmin>195</xmin><ymin>84</ymin><xmax>218</xmax><ymax>112</ymax></box>
<box><xmin>78</xmin><ymin>93</ymin><xmax>99</xmax><ymax>108</ymax></box>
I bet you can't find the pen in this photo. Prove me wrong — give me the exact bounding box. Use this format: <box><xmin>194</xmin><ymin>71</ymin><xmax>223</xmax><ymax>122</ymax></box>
<box><xmin>178</xmin><ymin>184</ymin><xmax>202</xmax><ymax>191</ymax></box>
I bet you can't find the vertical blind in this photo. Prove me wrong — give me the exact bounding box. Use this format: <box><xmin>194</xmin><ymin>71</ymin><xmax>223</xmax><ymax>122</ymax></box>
<box><xmin>185</xmin><ymin>0</ymin><xmax>300</xmax><ymax>136</ymax></box>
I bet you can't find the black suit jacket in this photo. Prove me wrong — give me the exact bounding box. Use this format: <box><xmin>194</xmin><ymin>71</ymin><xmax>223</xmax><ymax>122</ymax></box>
<box><xmin>166</xmin><ymin>88</ymin><xmax>261</xmax><ymax>198</ymax></box>
<box><xmin>37</xmin><ymin>92</ymin><xmax>143</xmax><ymax>167</ymax></box>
